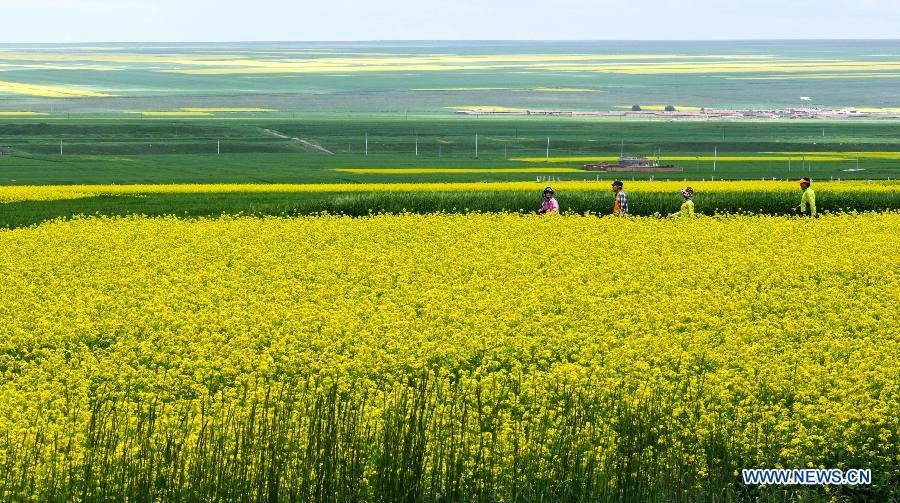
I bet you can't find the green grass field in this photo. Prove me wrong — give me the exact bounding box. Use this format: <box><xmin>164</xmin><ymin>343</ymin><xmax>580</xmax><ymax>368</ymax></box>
<box><xmin>2</xmin><ymin>41</ymin><xmax>898</xmax><ymax>203</ymax></box>
<box><xmin>1</xmin><ymin>118</ymin><xmax>898</xmax><ymax>183</ymax></box>
<box><xmin>1</xmin><ymin>117</ymin><xmax>897</xmax><ymax>225</ymax></box>
<box><xmin>2</xmin><ymin>189</ymin><xmax>897</xmax><ymax>229</ymax></box>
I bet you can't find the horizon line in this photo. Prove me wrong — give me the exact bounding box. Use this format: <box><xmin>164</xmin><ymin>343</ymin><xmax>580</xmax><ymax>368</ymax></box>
<box><xmin>1</xmin><ymin>38</ymin><xmax>899</xmax><ymax>45</ymax></box>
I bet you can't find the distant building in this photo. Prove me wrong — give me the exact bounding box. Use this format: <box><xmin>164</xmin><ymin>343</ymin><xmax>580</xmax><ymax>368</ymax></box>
<box><xmin>618</xmin><ymin>156</ymin><xmax>652</xmax><ymax>167</ymax></box>
<box><xmin>0</xmin><ymin>148</ymin><xmax>12</xmax><ymax>155</ymax></box>
<box><xmin>584</xmin><ymin>156</ymin><xmax>681</xmax><ymax>172</ymax></box>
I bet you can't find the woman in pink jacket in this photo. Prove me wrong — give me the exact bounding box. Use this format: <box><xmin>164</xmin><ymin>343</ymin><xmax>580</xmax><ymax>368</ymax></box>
<box><xmin>539</xmin><ymin>186</ymin><xmax>559</xmax><ymax>215</ymax></box>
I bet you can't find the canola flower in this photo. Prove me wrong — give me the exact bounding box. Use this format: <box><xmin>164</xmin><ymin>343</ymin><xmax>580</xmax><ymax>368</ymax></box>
<box><xmin>414</xmin><ymin>88</ymin><xmax>603</xmax><ymax>92</ymax></box>
<box><xmin>127</xmin><ymin>111</ymin><xmax>214</xmax><ymax>116</ymax></box>
<box><xmin>0</xmin><ymin>80</ymin><xmax>112</xmax><ymax>98</ymax></box>
<box><xmin>0</xmin><ymin>49</ymin><xmax>887</xmax><ymax>78</ymax></box>
<box><xmin>512</xmin><ymin>155</ymin><xmax>897</xmax><ymax>163</ymax></box>
<box><xmin>0</xmin><ymin>51</ymin><xmax>773</xmax><ymax>66</ymax></box>
<box><xmin>540</xmin><ymin>61</ymin><xmax>900</xmax><ymax>75</ymax></box>
<box><xmin>762</xmin><ymin>151</ymin><xmax>900</xmax><ymax>159</ymax></box>
<box><xmin>0</xmin><ymin>180</ymin><xmax>896</xmax><ymax>204</ymax></box>
<box><xmin>178</xmin><ymin>107</ymin><xmax>278</xmax><ymax>112</ymax></box>
<box><xmin>0</xmin><ymin>212</ymin><xmax>897</xmax><ymax>500</ymax></box>
<box><xmin>334</xmin><ymin>167</ymin><xmax>585</xmax><ymax>174</ymax></box>
<box><xmin>727</xmin><ymin>74</ymin><xmax>900</xmax><ymax>80</ymax></box>
<box><xmin>0</xmin><ymin>112</ymin><xmax>48</xmax><ymax>116</ymax></box>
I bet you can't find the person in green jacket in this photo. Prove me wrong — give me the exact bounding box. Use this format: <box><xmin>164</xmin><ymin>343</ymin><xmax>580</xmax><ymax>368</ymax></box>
<box><xmin>794</xmin><ymin>177</ymin><xmax>816</xmax><ymax>217</ymax></box>
<box><xmin>676</xmin><ymin>187</ymin><xmax>695</xmax><ymax>217</ymax></box>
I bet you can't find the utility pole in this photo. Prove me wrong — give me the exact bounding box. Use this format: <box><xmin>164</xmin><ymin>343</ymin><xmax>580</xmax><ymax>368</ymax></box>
<box><xmin>713</xmin><ymin>146</ymin><xmax>717</xmax><ymax>172</ymax></box>
<box><xmin>60</xmin><ymin>138</ymin><xmax>63</xmax><ymax>156</ymax></box>
<box><xmin>217</xmin><ymin>138</ymin><xmax>220</xmax><ymax>155</ymax></box>
<box><xmin>365</xmin><ymin>133</ymin><xmax>368</xmax><ymax>156</ymax></box>
<box><xmin>546</xmin><ymin>136</ymin><xmax>550</xmax><ymax>159</ymax></box>
<box><xmin>415</xmin><ymin>132</ymin><xmax>418</xmax><ymax>156</ymax></box>
<box><xmin>475</xmin><ymin>133</ymin><xmax>478</xmax><ymax>159</ymax></box>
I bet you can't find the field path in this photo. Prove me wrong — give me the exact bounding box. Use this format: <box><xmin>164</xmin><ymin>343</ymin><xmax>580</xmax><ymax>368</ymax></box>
<box><xmin>263</xmin><ymin>128</ymin><xmax>334</xmax><ymax>154</ymax></box>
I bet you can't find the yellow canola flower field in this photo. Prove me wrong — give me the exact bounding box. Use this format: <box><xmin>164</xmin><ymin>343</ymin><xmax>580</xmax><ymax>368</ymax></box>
<box><xmin>727</xmin><ymin>73</ymin><xmax>900</xmax><ymax>80</ymax></box>
<box><xmin>530</xmin><ymin>87</ymin><xmax>604</xmax><ymax>92</ymax></box>
<box><xmin>0</xmin><ymin>180</ymin><xmax>896</xmax><ymax>204</ymax></box>
<box><xmin>0</xmin><ymin>80</ymin><xmax>112</xmax><ymax>98</ymax></box>
<box><xmin>416</xmin><ymin>87</ymin><xmax>603</xmax><ymax>92</ymax></box>
<box><xmin>0</xmin><ymin>111</ymin><xmax>47</xmax><ymax>116</ymax></box>
<box><xmin>0</xmin><ymin>51</ymin><xmax>773</xmax><ymax>66</ymax></box>
<box><xmin>542</xmin><ymin>61</ymin><xmax>900</xmax><ymax>75</ymax></box>
<box><xmin>127</xmin><ymin>111</ymin><xmax>214</xmax><ymax>116</ymax></box>
<box><xmin>763</xmin><ymin>151</ymin><xmax>900</xmax><ymax>159</ymax></box>
<box><xmin>0</xmin><ymin>212</ymin><xmax>897</xmax><ymax>498</ymax></box>
<box><xmin>847</xmin><ymin>107</ymin><xmax>900</xmax><ymax>113</ymax></box>
<box><xmin>334</xmin><ymin>167</ymin><xmax>585</xmax><ymax>174</ymax></box>
<box><xmin>178</xmin><ymin>107</ymin><xmax>278</xmax><ymax>112</ymax></box>
<box><xmin>513</xmin><ymin>155</ymin><xmax>885</xmax><ymax>163</ymax></box>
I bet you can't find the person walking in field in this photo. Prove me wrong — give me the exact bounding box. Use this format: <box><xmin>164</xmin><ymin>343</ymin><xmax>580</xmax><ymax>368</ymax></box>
<box><xmin>675</xmin><ymin>187</ymin><xmax>695</xmax><ymax>217</ymax></box>
<box><xmin>612</xmin><ymin>180</ymin><xmax>629</xmax><ymax>216</ymax></box>
<box><xmin>539</xmin><ymin>186</ymin><xmax>559</xmax><ymax>215</ymax></box>
<box><xmin>793</xmin><ymin>177</ymin><xmax>816</xmax><ymax>217</ymax></box>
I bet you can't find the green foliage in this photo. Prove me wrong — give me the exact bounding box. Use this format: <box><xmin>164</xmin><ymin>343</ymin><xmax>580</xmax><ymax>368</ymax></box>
<box><xmin>1</xmin><ymin>189</ymin><xmax>896</xmax><ymax>228</ymax></box>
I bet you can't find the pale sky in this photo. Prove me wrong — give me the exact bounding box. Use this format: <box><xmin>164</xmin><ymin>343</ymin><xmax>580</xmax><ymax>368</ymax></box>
<box><xmin>0</xmin><ymin>0</ymin><xmax>897</xmax><ymax>43</ymax></box>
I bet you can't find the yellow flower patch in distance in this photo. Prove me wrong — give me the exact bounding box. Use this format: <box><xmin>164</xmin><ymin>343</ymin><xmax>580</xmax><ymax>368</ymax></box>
<box><xmin>0</xmin><ymin>111</ymin><xmax>47</xmax><ymax>116</ymax></box>
<box><xmin>127</xmin><ymin>111</ymin><xmax>214</xmax><ymax>116</ymax></box>
<box><xmin>513</xmin><ymin>156</ymin><xmax>854</xmax><ymax>163</ymax></box>
<box><xmin>727</xmin><ymin>73</ymin><xmax>900</xmax><ymax>80</ymax></box>
<box><xmin>333</xmin><ymin>168</ymin><xmax>584</xmax><ymax>174</ymax></box>
<box><xmin>179</xmin><ymin>107</ymin><xmax>279</xmax><ymax>112</ymax></box>
<box><xmin>762</xmin><ymin>151</ymin><xmax>900</xmax><ymax>159</ymax></box>
<box><xmin>0</xmin><ymin>80</ymin><xmax>113</xmax><ymax>97</ymax></box>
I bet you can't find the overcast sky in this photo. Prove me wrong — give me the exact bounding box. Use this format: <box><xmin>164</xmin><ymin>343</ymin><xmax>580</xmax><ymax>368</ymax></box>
<box><xmin>0</xmin><ymin>0</ymin><xmax>897</xmax><ymax>43</ymax></box>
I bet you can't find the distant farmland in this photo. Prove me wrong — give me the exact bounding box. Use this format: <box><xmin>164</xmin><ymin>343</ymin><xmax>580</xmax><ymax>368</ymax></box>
<box><xmin>1</xmin><ymin>41</ymin><xmax>897</xmax><ymax>190</ymax></box>
<box><xmin>0</xmin><ymin>40</ymin><xmax>899</xmax><ymax>114</ymax></box>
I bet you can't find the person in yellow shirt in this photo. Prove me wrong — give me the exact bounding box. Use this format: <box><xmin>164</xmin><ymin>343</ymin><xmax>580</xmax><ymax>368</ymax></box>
<box><xmin>676</xmin><ymin>187</ymin><xmax>695</xmax><ymax>217</ymax></box>
<box><xmin>793</xmin><ymin>177</ymin><xmax>816</xmax><ymax>217</ymax></box>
